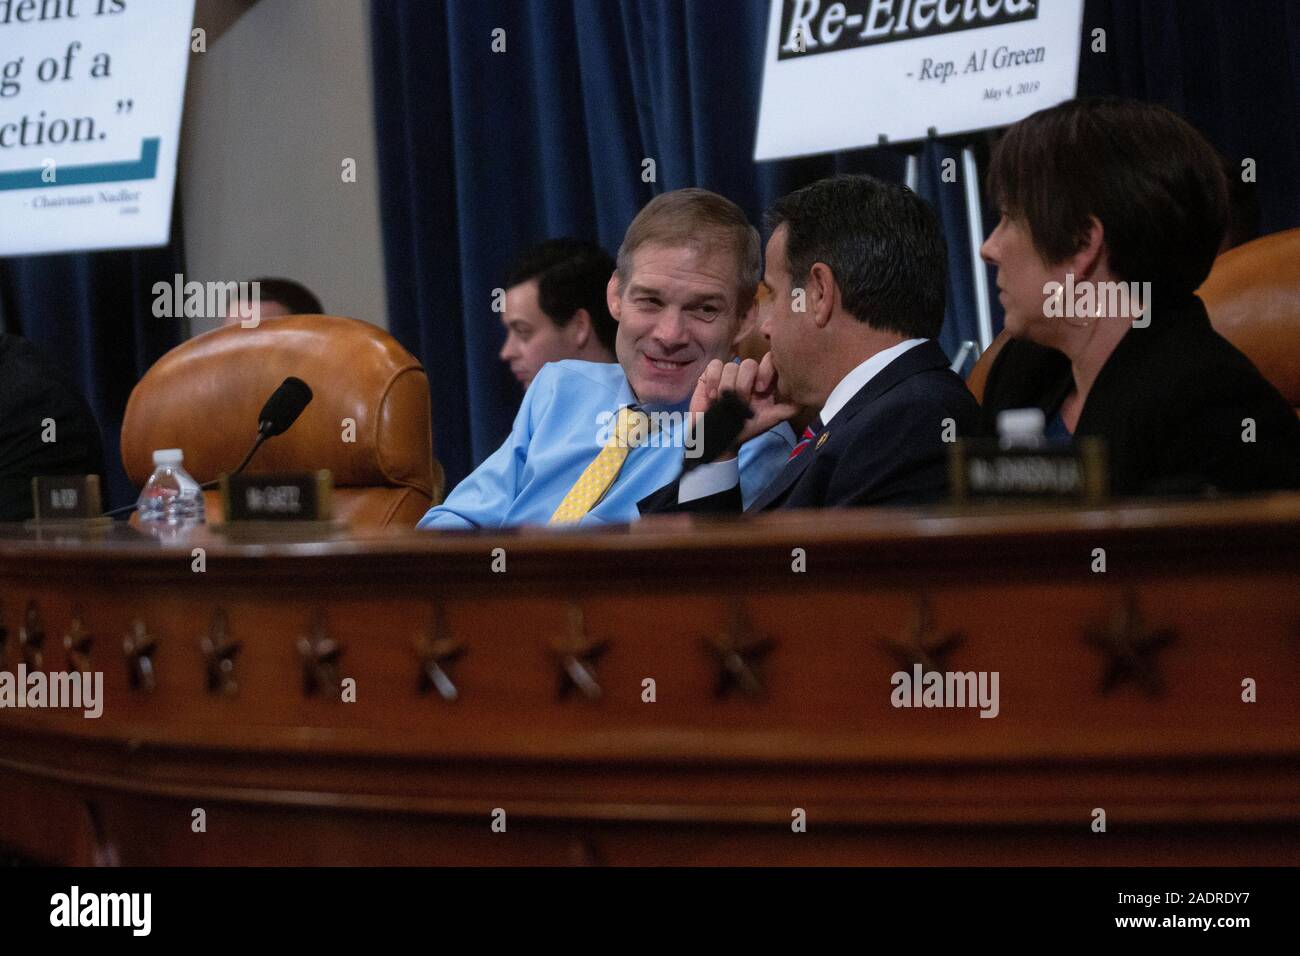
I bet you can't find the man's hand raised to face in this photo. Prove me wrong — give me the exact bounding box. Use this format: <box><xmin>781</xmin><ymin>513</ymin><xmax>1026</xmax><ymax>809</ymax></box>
<box><xmin>690</xmin><ymin>354</ymin><xmax>801</xmax><ymax>461</ymax></box>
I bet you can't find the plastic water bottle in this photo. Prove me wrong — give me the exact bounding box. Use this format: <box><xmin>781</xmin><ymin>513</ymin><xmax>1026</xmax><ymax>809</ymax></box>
<box><xmin>997</xmin><ymin>408</ymin><xmax>1047</xmax><ymax>450</ymax></box>
<box><xmin>136</xmin><ymin>449</ymin><xmax>206</xmax><ymax>525</ymax></box>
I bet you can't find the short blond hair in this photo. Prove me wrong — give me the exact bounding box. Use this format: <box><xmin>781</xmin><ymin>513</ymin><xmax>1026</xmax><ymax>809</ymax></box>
<box><xmin>615</xmin><ymin>188</ymin><xmax>762</xmax><ymax>314</ymax></box>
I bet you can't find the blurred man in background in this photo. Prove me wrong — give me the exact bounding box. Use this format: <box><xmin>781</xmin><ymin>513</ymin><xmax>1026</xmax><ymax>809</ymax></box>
<box><xmin>499</xmin><ymin>238</ymin><xmax>617</xmax><ymax>388</ymax></box>
<box><xmin>222</xmin><ymin>277</ymin><xmax>323</xmax><ymax>326</ymax></box>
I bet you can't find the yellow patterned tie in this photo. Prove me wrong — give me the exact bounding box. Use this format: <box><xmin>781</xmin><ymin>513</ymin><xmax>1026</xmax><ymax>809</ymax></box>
<box><xmin>549</xmin><ymin>406</ymin><xmax>649</xmax><ymax>525</ymax></box>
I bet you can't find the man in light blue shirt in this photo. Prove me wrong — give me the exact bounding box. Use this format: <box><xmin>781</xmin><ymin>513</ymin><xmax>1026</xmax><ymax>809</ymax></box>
<box><xmin>418</xmin><ymin>188</ymin><xmax>794</xmax><ymax>530</ymax></box>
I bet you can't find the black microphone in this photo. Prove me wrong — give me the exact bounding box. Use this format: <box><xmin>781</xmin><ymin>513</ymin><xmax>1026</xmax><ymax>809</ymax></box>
<box><xmin>214</xmin><ymin>376</ymin><xmax>315</xmax><ymax>482</ymax></box>
<box><xmin>256</xmin><ymin>376</ymin><xmax>313</xmax><ymax>438</ymax></box>
<box><xmin>684</xmin><ymin>389</ymin><xmax>753</xmax><ymax>470</ymax></box>
<box><xmin>103</xmin><ymin>377</ymin><xmax>314</xmax><ymax>517</ymax></box>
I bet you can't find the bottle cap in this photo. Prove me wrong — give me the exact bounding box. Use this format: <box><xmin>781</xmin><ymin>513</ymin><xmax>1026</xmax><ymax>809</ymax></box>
<box><xmin>997</xmin><ymin>408</ymin><xmax>1045</xmax><ymax>445</ymax></box>
<box><xmin>152</xmin><ymin>448</ymin><xmax>184</xmax><ymax>466</ymax></box>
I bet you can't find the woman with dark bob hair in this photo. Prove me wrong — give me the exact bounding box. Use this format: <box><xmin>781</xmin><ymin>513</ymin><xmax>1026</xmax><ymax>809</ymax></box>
<box><xmin>979</xmin><ymin>97</ymin><xmax>1300</xmax><ymax>495</ymax></box>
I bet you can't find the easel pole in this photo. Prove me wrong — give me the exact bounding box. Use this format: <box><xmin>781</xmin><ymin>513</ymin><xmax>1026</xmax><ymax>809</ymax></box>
<box><xmin>961</xmin><ymin>144</ymin><xmax>993</xmax><ymax>350</ymax></box>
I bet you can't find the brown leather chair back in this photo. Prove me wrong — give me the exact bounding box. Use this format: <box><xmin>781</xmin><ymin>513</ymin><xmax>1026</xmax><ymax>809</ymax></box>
<box><xmin>965</xmin><ymin>328</ymin><xmax>1011</xmax><ymax>405</ymax></box>
<box><xmin>122</xmin><ymin>315</ymin><xmax>442</xmax><ymax>528</ymax></box>
<box><xmin>1197</xmin><ymin>227</ymin><xmax>1300</xmax><ymax>413</ymax></box>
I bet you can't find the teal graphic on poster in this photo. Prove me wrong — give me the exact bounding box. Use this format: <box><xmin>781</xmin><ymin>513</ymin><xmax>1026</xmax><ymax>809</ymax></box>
<box><xmin>0</xmin><ymin>1</ymin><xmax>194</xmax><ymax>255</ymax></box>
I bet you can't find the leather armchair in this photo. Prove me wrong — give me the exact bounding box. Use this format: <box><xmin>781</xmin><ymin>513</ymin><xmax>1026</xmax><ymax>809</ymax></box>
<box><xmin>121</xmin><ymin>315</ymin><xmax>442</xmax><ymax>528</ymax></box>
<box><xmin>1197</xmin><ymin>227</ymin><xmax>1300</xmax><ymax>414</ymax></box>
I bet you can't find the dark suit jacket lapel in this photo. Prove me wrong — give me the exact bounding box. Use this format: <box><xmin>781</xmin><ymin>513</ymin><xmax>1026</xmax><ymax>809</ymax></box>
<box><xmin>826</xmin><ymin>340</ymin><xmax>952</xmax><ymax>432</ymax></box>
<box><xmin>746</xmin><ymin>432</ymin><xmax>821</xmax><ymax>512</ymax></box>
<box><xmin>745</xmin><ymin>340</ymin><xmax>952</xmax><ymax>512</ymax></box>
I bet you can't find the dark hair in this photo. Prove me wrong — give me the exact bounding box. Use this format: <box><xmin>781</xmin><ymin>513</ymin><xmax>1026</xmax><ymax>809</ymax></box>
<box><xmin>616</xmin><ymin>189</ymin><xmax>762</xmax><ymax>316</ymax></box>
<box><xmin>252</xmin><ymin>277</ymin><xmax>324</xmax><ymax>315</ymax></box>
<box><xmin>765</xmin><ymin>174</ymin><xmax>946</xmax><ymax>339</ymax></box>
<box><xmin>506</xmin><ymin>238</ymin><xmax>617</xmax><ymax>352</ymax></box>
<box><xmin>986</xmin><ymin>97</ymin><xmax>1228</xmax><ymax>297</ymax></box>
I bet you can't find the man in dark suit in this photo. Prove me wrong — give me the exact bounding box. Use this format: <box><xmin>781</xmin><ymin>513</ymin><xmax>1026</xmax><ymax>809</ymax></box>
<box><xmin>0</xmin><ymin>333</ymin><xmax>105</xmax><ymax>522</ymax></box>
<box><xmin>639</xmin><ymin>174</ymin><xmax>980</xmax><ymax>515</ymax></box>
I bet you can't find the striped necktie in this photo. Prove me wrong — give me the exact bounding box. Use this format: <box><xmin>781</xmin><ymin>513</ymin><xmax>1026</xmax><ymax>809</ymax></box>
<box><xmin>549</xmin><ymin>406</ymin><xmax>649</xmax><ymax>524</ymax></box>
<box><xmin>786</xmin><ymin>418</ymin><xmax>824</xmax><ymax>461</ymax></box>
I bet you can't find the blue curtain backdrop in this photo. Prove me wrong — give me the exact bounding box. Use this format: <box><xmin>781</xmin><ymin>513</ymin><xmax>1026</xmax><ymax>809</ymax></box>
<box><xmin>371</xmin><ymin>0</ymin><xmax>1300</xmax><ymax>490</ymax></box>
<box><xmin>0</xmin><ymin>204</ymin><xmax>185</xmax><ymax>512</ymax></box>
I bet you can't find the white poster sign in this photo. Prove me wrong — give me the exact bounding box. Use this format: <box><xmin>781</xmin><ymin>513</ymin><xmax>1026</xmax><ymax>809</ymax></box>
<box><xmin>0</xmin><ymin>0</ymin><xmax>194</xmax><ymax>256</ymax></box>
<box><xmin>756</xmin><ymin>0</ymin><xmax>1085</xmax><ymax>160</ymax></box>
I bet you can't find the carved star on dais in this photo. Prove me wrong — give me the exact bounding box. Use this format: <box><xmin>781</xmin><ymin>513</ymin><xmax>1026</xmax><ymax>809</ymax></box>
<box><xmin>415</xmin><ymin>605</ymin><xmax>465</xmax><ymax>702</ymax></box>
<box><xmin>551</xmin><ymin>604</ymin><xmax>608</xmax><ymax>701</ymax></box>
<box><xmin>702</xmin><ymin>602</ymin><xmax>777</xmax><ymax>699</ymax></box>
<box><xmin>1085</xmin><ymin>592</ymin><xmax>1176</xmax><ymax>697</ymax></box>
<box><xmin>878</xmin><ymin>596</ymin><xmax>964</xmax><ymax>674</ymax></box>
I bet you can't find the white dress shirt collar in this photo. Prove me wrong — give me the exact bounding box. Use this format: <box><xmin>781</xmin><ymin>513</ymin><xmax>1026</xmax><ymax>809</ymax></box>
<box><xmin>819</xmin><ymin>338</ymin><xmax>928</xmax><ymax>426</ymax></box>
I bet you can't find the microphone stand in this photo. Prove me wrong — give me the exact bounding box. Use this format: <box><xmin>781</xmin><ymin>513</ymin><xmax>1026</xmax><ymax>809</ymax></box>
<box><xmin>101</xmin><ymin>426</ymin><xmax>270</xmax><ymax>519</ymax></box>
